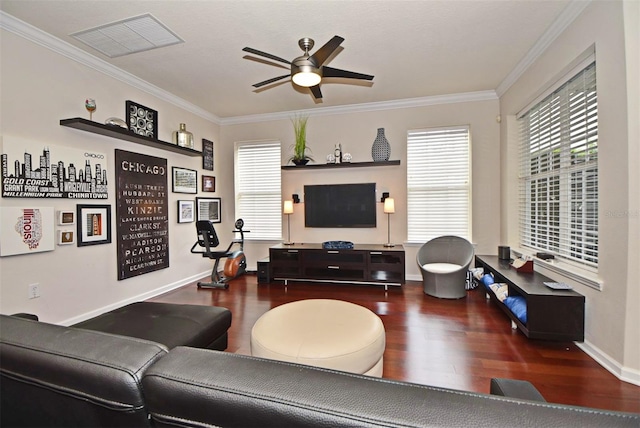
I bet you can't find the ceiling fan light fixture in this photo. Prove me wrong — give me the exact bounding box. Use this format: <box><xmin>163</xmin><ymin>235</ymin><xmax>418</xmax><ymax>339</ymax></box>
<box><xmin>292</xmin><ymin>69</ymin><xmax>321</xmax><ymax>87</ymax></box>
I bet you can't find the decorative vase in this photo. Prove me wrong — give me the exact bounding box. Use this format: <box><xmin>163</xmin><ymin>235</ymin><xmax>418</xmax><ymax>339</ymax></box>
<box><xmin>292</xmin><ymin>158</ymin><xmax>309</xmax><ymax>166</ymax></box>
<box><xmin>371</xmin><ymin>127</ymin><xmax>391</xmax><ymax>162</ymax></box>
<box><xmin>173</xmin><ymin>123</ymin><xmax>194</xmax><ymax>149</ymax></box>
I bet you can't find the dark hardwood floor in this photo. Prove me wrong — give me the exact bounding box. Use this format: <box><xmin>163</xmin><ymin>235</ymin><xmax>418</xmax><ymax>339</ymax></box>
<box><xmin>149</xmin><ymin>274</ymin><xmax>640</xmax><ymax>413</ymax></box>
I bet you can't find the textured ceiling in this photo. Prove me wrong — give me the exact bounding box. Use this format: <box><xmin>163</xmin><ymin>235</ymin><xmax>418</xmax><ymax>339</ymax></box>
<box><xmin>1</xmin><ymin>0</ymin><xmax>572</xmax><ymax>119</ymax></box>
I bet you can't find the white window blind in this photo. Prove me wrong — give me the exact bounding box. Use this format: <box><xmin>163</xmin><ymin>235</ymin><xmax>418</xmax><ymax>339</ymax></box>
<box><xmin>519</xmin><ymin>62</ymin><xmax>598</xmax><ymax>268</ymax></box>
<box><xmin>235</xmin><ymin>140</ymin><xmax>282</xmax><ymax>240</ymax></box>
<box><xmin>407</xmin><ymin>126</ymin><xmax>471</xmax><ymax>242</ymax></box>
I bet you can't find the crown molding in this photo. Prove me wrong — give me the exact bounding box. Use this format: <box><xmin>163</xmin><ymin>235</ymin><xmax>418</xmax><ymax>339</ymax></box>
<box><xmin>219</xmin><ymin>90</ymin><xmax>498</xmax><ymax>125</ymax></box>
<box><xmin>0</xmin><ymin>11</ymin><xmax>220</xmax><ymax>124</ymax></box>
<box><xmin>496</xmin><ymin>0</ymin><xmax>591</xmax><ymax>97</ymax></box>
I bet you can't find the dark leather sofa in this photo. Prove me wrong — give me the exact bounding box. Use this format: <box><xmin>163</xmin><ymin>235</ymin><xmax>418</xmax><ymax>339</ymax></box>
<box><xmin>1</xmin><ymin>314</ymin><xmax>638</xmax><ymax>427</ymax></box>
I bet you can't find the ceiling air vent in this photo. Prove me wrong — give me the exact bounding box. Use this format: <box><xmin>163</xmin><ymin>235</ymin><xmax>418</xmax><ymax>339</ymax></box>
<box><xmin>70</xmin><ymin>13</ymin><xmax>183</xmax><ymax>58</ymax></box>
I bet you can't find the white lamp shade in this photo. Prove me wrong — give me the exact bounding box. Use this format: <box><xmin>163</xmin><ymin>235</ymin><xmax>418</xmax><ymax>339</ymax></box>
<box><xmin>292</xmin><ymin>71</ymin><xmax>321</xmax><ymax>87</ymax></box>
<box><xmin>283</xmin><ymin>200</ymin><xmax>294</xmax><ymax>214</ymax></box>
<box><xmin>383</xmin><ymin>198</ymin><xmax>395</xmax><ymax>214</ymax></box>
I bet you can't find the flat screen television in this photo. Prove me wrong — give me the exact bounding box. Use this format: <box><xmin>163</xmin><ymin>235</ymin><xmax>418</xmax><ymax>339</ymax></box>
<box><xmin>304</xmin><ymin>183</ymin><xmax>377</xmax><ymax>228</ymax></box>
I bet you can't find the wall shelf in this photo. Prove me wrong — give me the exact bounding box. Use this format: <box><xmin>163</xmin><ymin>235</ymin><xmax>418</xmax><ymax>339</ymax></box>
<box><xmin>60</xmin><ymin>117</ymin><xmax>202</xmax><ymax>157</ymax></box>
<box><xmin>282</xmin><ymin>160</ymin><xmax>400</xmax><ymax>170</ymax></box>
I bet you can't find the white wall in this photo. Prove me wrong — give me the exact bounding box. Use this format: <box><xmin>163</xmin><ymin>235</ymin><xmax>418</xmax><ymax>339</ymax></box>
<box><xmin>499</xmin><ymin>0</ymin><xmax>639</xmax><ymax>381</ymax></box>
<box><xmin>221</xmin><ymin>98</ymin><xmax>501</xmax><ymax>280</ymax></box>
<box><xmin>0</xmin><ymin>29</ymin><xmax>228</xmax><ymax>324</ymax></box>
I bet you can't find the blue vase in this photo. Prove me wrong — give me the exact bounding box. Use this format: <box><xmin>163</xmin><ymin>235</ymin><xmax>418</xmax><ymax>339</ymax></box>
<box><xmin>371</xmin><ymin>128</ymin><xmax>390</xmax><ymax>162</ymax></box>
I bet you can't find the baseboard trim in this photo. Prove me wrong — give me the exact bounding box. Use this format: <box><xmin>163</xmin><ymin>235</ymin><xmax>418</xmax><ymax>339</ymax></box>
<box><xmin>577</xmin><ymin>340</ymin><xmax>640</xmax><ymax>386</ymax></box>
<box><xmin>59</xmin><ymin>271</ymin><xmax>208</xmax><ymax>326</ymax></box>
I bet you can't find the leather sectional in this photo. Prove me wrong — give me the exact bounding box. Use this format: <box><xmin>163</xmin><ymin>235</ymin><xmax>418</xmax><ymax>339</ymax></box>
<box><xmin>1</xmin><ymin>312</ymin><xmax>638</xmax><ymax>427</ymax></box>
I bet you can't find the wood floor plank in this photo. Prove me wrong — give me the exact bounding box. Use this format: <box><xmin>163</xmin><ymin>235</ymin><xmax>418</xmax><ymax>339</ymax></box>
<box><xmin>149</xmin><ymin>274</ymin><xmax>640</xmax><ymax>413</ymax></box>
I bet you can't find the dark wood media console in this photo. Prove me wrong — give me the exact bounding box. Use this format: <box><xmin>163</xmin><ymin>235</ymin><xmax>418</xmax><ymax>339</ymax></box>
<box><xmin>269</xmin><ymin>243</ymin><xmax>405</xmax><ymax>290</ymax></box>
<box><xmin>475</xmin><ymin>255</ymin><xmax>585</xmax><ymax>341</ymax></box>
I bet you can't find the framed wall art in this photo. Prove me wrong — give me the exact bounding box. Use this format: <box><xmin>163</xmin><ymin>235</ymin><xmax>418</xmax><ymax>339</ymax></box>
<box><xmin>202</xmin><ymin>138</ymin><xmax>214</xmax><ymax>170</ymax></box>
<box><xmin>172</xmin><ymin>167</ymin><xmax>197</xmax><ymax>194</ymax></box>
<box><xmin>177</xmin><ymin>200</ymin><xmax>195</xmax><ymax>223</ymax></box>
<box><xmin>126</xmin><ymin>100</ymin><xmax>158</xmax><ymax>138</ymax></box>
<box><xmin>0</xmin><ymin>207</ymin><xmax>55</xmax><ymax>256</ymax></box>
<box><xmin>202</xmin><ymin>175</ymin><xmax>215</xmax><ymax>192</ymax></box>
<box><xmin>58</xmin><ymin>210</ymin><xmax>75</xmax><ymax>225</ymax></box>
<box><xmin>57</xmin><ymin>230</ymin><xmax>75</xmax><ymax>245</ymax></box>
<box><xmin>76</xmin><ymin>204</ymin><xmax>111</xmax><ymax>247</ymax></box>
<box><xmin>196</xmin><ymin>197</ymin><xmax>221</xmax><ymax>223</ymax></box>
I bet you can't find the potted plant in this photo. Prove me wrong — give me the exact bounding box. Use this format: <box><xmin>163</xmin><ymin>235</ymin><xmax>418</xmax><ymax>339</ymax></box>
<box><xmin>289</xmin><ymin>114</ymin><xmax>313</xmax><ymax>165</ymax></box>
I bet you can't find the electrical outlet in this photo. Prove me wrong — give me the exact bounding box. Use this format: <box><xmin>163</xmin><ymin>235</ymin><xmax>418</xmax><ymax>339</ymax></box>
<box><xmin>28</xmin><ymin>283</ymin><xmax>40</xmax><ymax>299</ymax></box>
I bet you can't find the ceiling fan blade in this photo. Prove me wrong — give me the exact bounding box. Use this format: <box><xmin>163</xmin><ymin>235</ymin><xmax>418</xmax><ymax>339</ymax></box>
<box><xmin>242</xmin><ymin>47</ymin><xmax>291</xmax><ymax>65</ymax></box>
<box><xmin>252</xmin><ymin>74</ymin><xmax>291</xmax><ymax>88</ymax></box>
<box><xmin>309</xmin><ymin>35</ymin><xmax>344</xmax><ymax>66</ymax></box>
<box><xmin>322</xmin><ymin>66</ymin><xmax>374</xmax><ymax>81</ymax></box>
<box><xmin>310</xmin><ymin>85</ymin><xmax>322</xmax><ymax>100</ymax></box>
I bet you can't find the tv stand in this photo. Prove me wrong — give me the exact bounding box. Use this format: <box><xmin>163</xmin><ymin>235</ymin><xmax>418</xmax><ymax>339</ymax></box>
<box><xmin>269</xmin><ymin>243</ymin><xmax>405</xmax><ymax>290</ymax></box>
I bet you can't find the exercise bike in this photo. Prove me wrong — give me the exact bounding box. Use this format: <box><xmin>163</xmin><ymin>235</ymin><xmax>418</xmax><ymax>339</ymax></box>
<box><xmin>190</xmin><ymin>219</ymin><xmax>248</xmax><ymax>289</ymax></box>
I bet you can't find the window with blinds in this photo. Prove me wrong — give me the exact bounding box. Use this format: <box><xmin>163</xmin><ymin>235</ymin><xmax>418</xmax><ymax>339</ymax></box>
<box><xmin>519</xmin><ymin>61</ymin><xmax>598</xmax><ymax>268</ymax></box>
<box><xmin>235</xmin><ymin>140</ymin><xmax>282</xmax><ymax>240</ymax></box>
<box><xmin>407</xmin><ymin>126</ymin><xmax>471</xmax><ymax>243</ymax></box>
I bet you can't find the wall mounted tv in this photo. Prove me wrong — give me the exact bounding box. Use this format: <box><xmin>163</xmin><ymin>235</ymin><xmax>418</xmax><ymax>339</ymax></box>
<box><xmin>304</xmin><ymin>183</ymin><xmax>377</xmax><ymax>228</ymax></box>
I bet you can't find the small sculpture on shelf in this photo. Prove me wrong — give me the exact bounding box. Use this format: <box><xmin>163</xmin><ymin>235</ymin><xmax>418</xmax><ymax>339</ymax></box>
<box><xmin>334</xmin><ymin>143</ymin><xmax>342</xmax><ymax>164</ymax></box>
<box><xmin>85</xmin><ymin>98</ymin><xmax>96</xmax><ymax>121</ymax></box>
<box><xmin>104</xmin><ymin>117</ymin><xmax>127</xmax><ymax>129</ymax></box>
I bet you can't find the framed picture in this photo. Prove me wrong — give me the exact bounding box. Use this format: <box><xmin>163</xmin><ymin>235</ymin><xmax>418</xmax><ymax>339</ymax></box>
<box><xmin>202</xmin><ymin>138</ymin><xmax>214</xmax><ymax>170</ymax></box>
<box><xmin>76</xmin><ymin>204</ymin><xmax>111</xmax><ymax>247</ymax></box>
<box><xmin>202</xmin><ymin>175</ymin><xmax>215</xmax><ymax>192</ymax></box>
<box><xmin>58</xmin><ymin>210</ymin><xmax>75</xmax><ymax>225</ymax></box>
<box><xmin>196</xmin><ymin>197</ymin><xmax>221</xmax><ymax>223</ymax></box>
<box><xmin>126</xmin><ymin>100</ymin><xmax>158</xmax><ymax>139</ymax></box>
<box><xmin>172</xmin><ymin>167</ymin><xmax>197</xmax><ymax>194</ymax></box>
<box><xmin>57</xmin><ymin>230</ymin><xmax>75</xmax><ymax>245</ymax></box>
<box><xmin>177</xmin><ymin>200</ymin><xmax>195</xmax><ymax>223</ymax></box>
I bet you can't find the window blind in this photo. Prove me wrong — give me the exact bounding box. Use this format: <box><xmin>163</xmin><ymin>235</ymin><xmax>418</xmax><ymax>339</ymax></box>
<box><xmin>235</xmin><ymin>140</ymin><xmax>282</xmax><ymax>240</ymax></box>
<box><xmin>519</xmin><ymin>62</ymin><xmax>598</xmax><ymax>268</ymax></box>
<box><xmin>407</xmin><ymin>126</ymin><xmax>471</xmax><ymax>243</ymax></box>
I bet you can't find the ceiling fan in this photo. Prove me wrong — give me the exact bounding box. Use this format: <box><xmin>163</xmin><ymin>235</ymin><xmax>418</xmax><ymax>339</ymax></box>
<box><xmin>242</xmin><ymin>35</ymin><xmax>374</xmax><ymax>100</ymax></box>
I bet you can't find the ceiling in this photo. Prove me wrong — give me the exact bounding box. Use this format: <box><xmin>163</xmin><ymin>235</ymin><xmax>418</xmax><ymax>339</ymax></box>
<box><xmin>1</xmin><ymin>0</ymin><xmax>573</xmax><ymax>120</ymax></box>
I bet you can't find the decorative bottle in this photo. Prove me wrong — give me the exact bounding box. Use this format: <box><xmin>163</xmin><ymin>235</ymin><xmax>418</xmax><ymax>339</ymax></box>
<box><xmin>334</xmin><ymin>143</ymin><xmax>341</xmax><ymax>164</ymax></box>
<box><xmin>173</xmin><ymin>123</ymin><xmax>194</xmax><ymax>149</ymax></box>
<box><xmin>371</xmin><ymin>128</ymin><xmax>391</xmax><ymax>162</ymax></box>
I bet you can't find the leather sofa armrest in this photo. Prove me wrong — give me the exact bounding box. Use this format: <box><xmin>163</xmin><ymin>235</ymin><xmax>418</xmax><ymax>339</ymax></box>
<box><xmin>10</xmin><ymin>313</ymin><xmax>39</xmax><ymax>321</ymax></box>
<box><xmin>490</xmin><ymin>378</ymin><xmax>546</xmax><ymax>402</ymax></box>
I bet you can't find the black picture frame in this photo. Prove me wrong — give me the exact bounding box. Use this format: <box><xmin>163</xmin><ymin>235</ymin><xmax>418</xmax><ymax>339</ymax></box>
<box><xmin>126</xmin><ymin>100</ymin><xmax>158</xmax><ymax>139</ymax></box>
<box><xmin>172</xmin><ymin>166</ymin><xmax>198</xmax><ymax>194</ymax></box>
<box><xmin>76</xmin><ymin>204</ymin><xmax>112</xmax><ymax>247</ymax></box>
<box><xmin>202</xmin><ymin>138</ymin><xmax>214</xmax><ymax>170</ymax></box>
<box><xmin>196</xmin><ymin>197</ymin><xmax>221</xmax><ymax>223</ymax></box>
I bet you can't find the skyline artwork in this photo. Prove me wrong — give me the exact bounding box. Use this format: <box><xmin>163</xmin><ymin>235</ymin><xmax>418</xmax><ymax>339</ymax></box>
<box><xmin>1</xmin><ymin>137</ymin><xmax>108</xmax><ymax>199</ymax></box>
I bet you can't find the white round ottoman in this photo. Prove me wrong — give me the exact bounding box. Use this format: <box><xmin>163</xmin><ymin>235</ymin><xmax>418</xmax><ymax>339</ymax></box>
<box><xmin>251</xmin><ymin>299</ymin><xmax>385</xmax><ymax>377</ymax></box>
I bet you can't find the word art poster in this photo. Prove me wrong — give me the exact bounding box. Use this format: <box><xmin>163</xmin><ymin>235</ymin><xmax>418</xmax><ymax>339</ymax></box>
<box><xmin>115</xmin><ymin>149</ymin><xmax>169</xmax><ymax>280</ymax></box>
<box><xmin>1</xmin><ymin>137</ymin><xmax>108</xmax><ymax>199</ymax></box>
<box><xmin>0</xmin><ymin>206</ymin><xmax>55</xmax><ymax>256</ymax></box>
